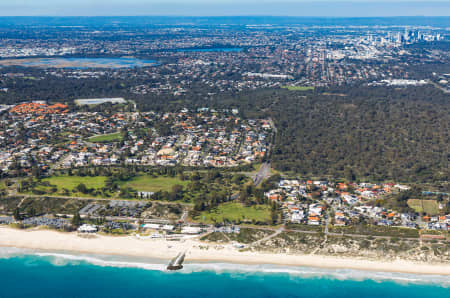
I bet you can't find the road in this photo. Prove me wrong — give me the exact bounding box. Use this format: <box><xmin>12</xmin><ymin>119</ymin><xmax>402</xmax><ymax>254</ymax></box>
<box><xmin>428</xmin><ymin>80</ymin><xmax>449</xmax><ymax>94</ymax></box>
<box><xmin>268</xmin><ymin>117</ymin><xmax>277</xmax><ymax>133</ymax></box>
<box><xmin>49</xmin><ymin>152</ymin><xmax>71</xmax><ymax>172</ymax></box>
<box><xmin>180</xmin><ymin>210</ymin><xmax>189</xmax><ymax>223</ymax></box>
<box><xmin>251</xmin><ymin>117</ymin><xmax>276</xmax><ymax>187</ymax></box>
<box><xmin>253</xmin><ymin>162</ymin><xmax>271</xmax><ymax>186</ymax></box>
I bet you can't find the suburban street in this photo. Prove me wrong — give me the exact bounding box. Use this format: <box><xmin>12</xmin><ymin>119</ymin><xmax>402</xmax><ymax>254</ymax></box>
<box><xmin>253</xmin><ymin>162</ymin><xmax>271</xmax><ymax>186</ymax></box>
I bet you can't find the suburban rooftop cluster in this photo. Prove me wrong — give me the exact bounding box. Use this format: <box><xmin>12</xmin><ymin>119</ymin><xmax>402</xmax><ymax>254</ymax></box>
<box><xmin>266</xmin><ymin>179</ymin><xmax>449</xmax><ymax>231</ymax></box>
<box><xmin>0</xmin><ymin>102</ymin><xmax>273</xmax><ymax>173</ymax></box>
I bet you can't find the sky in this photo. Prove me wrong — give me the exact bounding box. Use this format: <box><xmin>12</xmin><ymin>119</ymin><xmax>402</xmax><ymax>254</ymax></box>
<box><xmin>0</xmin><ymin>1</ymin><xmax>449</xmax><ymax>17</ymax></box>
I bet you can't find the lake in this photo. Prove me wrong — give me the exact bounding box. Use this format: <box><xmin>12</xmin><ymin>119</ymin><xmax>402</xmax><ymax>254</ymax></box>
<box><xmin>175</xmin><ymin>47</ymin><xmax>243</xmax><ymax>52</ymax></box>
<box><xmin>0</xmin><ymin>57</ymin><xmax>158</xmax><ymax>69</ymax></box>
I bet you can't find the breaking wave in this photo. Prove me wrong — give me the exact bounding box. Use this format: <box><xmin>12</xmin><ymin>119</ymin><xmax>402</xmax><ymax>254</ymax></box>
<box><xmin>1</xmin><ymin>246</ymin><xmax>449</xmax><ymax>286</ymax></box>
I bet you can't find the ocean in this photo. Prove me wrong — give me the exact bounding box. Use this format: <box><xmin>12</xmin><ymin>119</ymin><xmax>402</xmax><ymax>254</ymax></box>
<box><xmin>0</xmin><ymin>247</ymin><xmax>448</xmax><ymax>298</ymax></box>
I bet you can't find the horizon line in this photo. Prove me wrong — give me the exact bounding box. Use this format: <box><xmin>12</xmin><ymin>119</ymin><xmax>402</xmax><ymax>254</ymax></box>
<box><xmin>0</xmin><ymin>15</ymin><xmax>449</xmax><ymax>18</ymax></box>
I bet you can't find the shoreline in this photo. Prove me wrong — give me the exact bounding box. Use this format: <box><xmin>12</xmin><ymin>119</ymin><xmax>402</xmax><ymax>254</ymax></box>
<box><xmin>1</xmin><ymin>227</ymin><xmax>449</xmax><ymax>276</ymax></box>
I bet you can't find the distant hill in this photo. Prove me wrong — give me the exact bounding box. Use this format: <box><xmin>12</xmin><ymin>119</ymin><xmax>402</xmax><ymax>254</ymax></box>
<box><xmin>0</xmin><ymin>16</ymin><xmax>448</xmax><ymax>28</ymax></box>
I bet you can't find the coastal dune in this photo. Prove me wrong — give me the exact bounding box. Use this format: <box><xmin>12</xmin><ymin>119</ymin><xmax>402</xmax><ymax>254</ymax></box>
<box><xmin>1</xmin><ymin>227</ymin><xmax>449</xmax><ymax>276</ymax></box>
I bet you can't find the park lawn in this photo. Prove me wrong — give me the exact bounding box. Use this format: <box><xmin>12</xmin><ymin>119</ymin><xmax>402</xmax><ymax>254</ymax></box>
<box><xmin>407</xmin><ymin>199</ymin><xmax>440</xmax><ymax>215</ymax></box>
<box><xmin>119</xmin><ymin>175</ymin><xmax>188</xmax><ymax>192</ymax></box>
<box><xmin>23</xmin><ymin>176</ymin><xmax>111</xmax><ymax>198</ymax></box>
<box><xmin>252</xmin><ymin>163</ymin><xmax>262</xmax><ymax>172</ymax></box>
<box><xmin>282</xmin><ymin>86</ymin><xmax>315</xmax><ymax>91</ymax></box>
<box><xmin>42</xmin><ymin>176</ymin><xmax>109</xmax><ymax>190</ymax></box>
<box><xmin>88</xmin><ymin>132</ymin><xmax>123</xmax><ymax>143</ymax></box>
<box><xmin>195</xmin><ymin>202</ymin><xmax>271</xmax><ymax>224</ymax></box>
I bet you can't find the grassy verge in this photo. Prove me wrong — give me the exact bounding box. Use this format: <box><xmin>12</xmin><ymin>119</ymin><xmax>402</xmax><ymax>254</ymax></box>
<box><xmin>194</xmin><ymin>202</ymin><xmax>271</xmax><ymax>224</ymax></box>
<box><xmin>282</xmin><ymin>86</ymin><xmax>315</xmax><ymax>91</ymax></box>
<box><xmin>407</xmin><ymin>199</ymin><xmax>440</xmax><ymax>215</ymax></box>
<box><xmin>88</xmin><ymin>132</ymin><xmax>123</xmax><ymax>143</ymax></box>
<box><xmin>285</xmin><ymin>223</ymin><xmax>323</xmax><ymax>232</ymax></box>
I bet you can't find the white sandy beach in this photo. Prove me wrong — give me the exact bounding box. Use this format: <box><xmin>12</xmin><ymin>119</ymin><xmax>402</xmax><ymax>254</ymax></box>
<box><xmin>0</xmin><ymin>227</ymin><xmax>449</xmax><ymax>276</ymax></box>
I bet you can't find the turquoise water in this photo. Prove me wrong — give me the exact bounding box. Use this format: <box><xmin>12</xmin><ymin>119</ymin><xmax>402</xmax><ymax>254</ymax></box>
<box><xmin>0</xmin><ymin>248</ymin><xmax>448</xmax><ymax>298</ymax></box>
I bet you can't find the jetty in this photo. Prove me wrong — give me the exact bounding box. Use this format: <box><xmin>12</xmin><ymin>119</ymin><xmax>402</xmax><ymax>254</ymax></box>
<box><xmin>167</xmin><ymin>251</ymin><xmax>186</xmax><ymax>271</ymax></box>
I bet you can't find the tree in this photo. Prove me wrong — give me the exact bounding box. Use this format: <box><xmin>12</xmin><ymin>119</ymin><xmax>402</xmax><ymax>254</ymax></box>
<box><xmin>169</xmin><ymin>184</ymin><xmax>184</xmax><ymax>201</ymax></box>
<box><xmin>270</xmin><ymin>202</ymin><xmax>278</xmax><ymax>225</ymax></box>
<box><xmin>31</xmin><ymin>166</ymin><xmax>42</xmax><ymax>179</ymax></box>
<box><xmin>28</xmin><ymin>207</ymin><xmax>36</xmax><ymax>218</ymax></box>
<box><xmin>13</xmin><ymin>208</ymin><xmax>21</xmax><ymax>221</ymax></box>
<box><xmin>191</xmin><ymin>172</ymin><xmax>201</xmax><ymax>181</ymax></box>
<box><xmin>62</xmin><ymin>188</ymin><xmax>70</xmax><ymax>196</ymax></box>
<box><xmin>231</xmin><ymin>174</ymin><xmax>246</xmax><ymax>185</ymax></box>
<box><xmin>76</xmin><ymin>183</ymin><xmax>88</xmax><ymax>194</ymax></box>
<box><xmin>72</xmin><ymin>211</ymin><xmax>82</xmax><ymax>227</ymax></box>
<box><xmin>344</xmin><ymin>167</ymin><xmax>356</xmax><ymax>182</ymax></box>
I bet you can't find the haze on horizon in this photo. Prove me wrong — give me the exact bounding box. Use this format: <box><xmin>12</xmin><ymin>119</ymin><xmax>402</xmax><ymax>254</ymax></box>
<box><xmin>0</xmin><ymin>0</ymin><xmax>449</xmax><ymax>17</ymax></box>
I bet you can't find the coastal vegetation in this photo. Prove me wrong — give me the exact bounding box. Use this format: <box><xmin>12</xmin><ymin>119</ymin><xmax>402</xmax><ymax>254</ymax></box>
<box><xmin>256</xmin><ymin>230</ymin><xmax>447</xmax><ymax>261</ymax></box>
<box><xmin>201</xmin><ymin>227</ymin><xmax>274</xmax><ymax>244</ymax></box>
<box><xmin>328</xmin><ymin>224</ymin><xmax>420</xmax><ymax>238</ymax></box>
<box><xmin>0</xmin><ymin>195</ymin><xmax>186</xmax><ymax>221</ymax></box>
<box><xmin>0</xmin><ymin>196</ymin><xmax>91</xmax><ymax>216</ymax></box>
